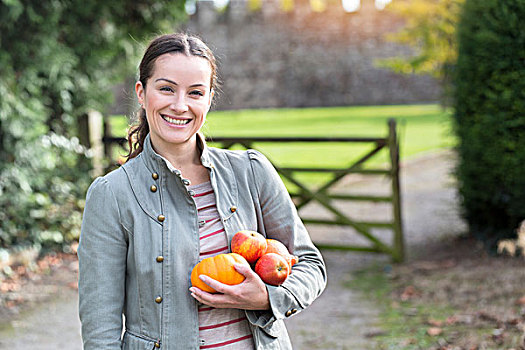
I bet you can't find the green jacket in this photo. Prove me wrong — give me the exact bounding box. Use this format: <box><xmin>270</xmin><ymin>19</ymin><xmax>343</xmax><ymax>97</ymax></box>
<box><xmin>78</xmin><ymin>134</ymin><xmax>327</xmax><ymax>349</ymax></box>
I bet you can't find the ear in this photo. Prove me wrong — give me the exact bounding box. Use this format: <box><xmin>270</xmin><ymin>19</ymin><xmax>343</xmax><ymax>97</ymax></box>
<box><xmin>208</xmin><ymin>88</ymin><xmax>215</xmax><ymax>107</ymax></box>
<box><xmin>135</xmin><ymin>81</ymin><xmax>145</xmax><ymax>106</ymax></box>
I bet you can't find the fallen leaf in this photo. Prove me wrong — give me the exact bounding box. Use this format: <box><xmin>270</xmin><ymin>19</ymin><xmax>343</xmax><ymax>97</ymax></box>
<box><xmin>427</xmin><ymin>327</ymin><xmax>443</xmax><ymax>336</ymax></box>
<box><xmin>401</xmin><ymin>285</ymin><xmax>420</xmax><ymax>301</ymax></box>
<box><xmin>15</xmin><ymin>265</ymin><xmax>27</xmax><ymax>276</ymax></box>
<box><xmin>428</xmin><ymin>318</ymin><xmax>444</xmax><ymax>327</ymax></box>
<box><xmin>400</xmin><ymin>338</ymin><xmax>416</xmax><ymax>346</ymax></box>
<box><xmin>446</xmin><ymin>316</ymin><xmax>458</xmax><ymax>325</ymax></box>
<box><xmin>37</xmin><ymin>260</ymin><xmax>49</xmax><ymax>270</ymax></box>
<box><xmin>0</xmin><ymin>281</ymin><xmax>21</xmax><ymax>293</ymax></box>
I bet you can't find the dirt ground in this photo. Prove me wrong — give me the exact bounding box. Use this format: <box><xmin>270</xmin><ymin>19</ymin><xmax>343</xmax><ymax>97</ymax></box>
<box><xmin>379</xmin><ymin>236</ymin><xmax>525</xmax><ymax>350</ymax></box>
<box><xmin>1</xmin><ymin>149</ymin><xmax>522</xmax><ymax>349</ymax></box>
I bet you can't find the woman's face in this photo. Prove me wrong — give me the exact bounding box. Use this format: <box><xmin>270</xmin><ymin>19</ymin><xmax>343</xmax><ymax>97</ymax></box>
<box><xmin>135</xmin><ymin>53</ymin><xmax>213</xmax><ymax>151</ymax></box>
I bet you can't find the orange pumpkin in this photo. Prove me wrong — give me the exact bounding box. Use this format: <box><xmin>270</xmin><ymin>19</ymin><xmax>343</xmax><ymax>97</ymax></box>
<box><xmin>190</xmin><ymin>253</ymin><xmax>250</xmax><ymax>293</ymax></box>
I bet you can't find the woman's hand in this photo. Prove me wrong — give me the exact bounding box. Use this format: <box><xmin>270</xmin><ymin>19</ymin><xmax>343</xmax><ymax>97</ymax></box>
<box><xmin>189</xmin><ymin>263</ymin><xmax>270</xmax><ymax>310</ymax></box>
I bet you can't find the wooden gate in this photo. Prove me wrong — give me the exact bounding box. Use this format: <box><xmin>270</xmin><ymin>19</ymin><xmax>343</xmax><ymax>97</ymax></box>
<box><xmin>101</xmin><ymin>118</ymin><xmax>404</xmax><ymax>262</ymax></box>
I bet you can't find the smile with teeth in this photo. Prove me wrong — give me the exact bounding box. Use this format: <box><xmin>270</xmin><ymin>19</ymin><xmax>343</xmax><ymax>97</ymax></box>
<box><xmin>161</xmin><ymin>114</ymin><xmax>191</xmax><ymax>125</ymax></box>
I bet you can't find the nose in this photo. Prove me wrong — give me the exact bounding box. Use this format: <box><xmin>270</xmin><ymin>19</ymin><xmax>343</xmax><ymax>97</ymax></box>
<box><xmin>169</xmin><ymin>95</ymin><xmax>189</xmax><ymax>114</ymax></box>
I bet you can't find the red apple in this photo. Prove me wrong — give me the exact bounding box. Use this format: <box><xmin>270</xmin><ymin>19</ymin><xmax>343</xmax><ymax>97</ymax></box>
<box><xmin>265</xmin><ymin>239</ymin><xmax>298</xmax><ymax>270</ymax></box>
<box><xmin>231</xmin><ymin>230</ymin><xmax>268</xmax><ymax>264</ymax></box>
<box><xmin>255</xmin><ymin>253</ymin><xmax>290</xmax><ymax>286</ymax></box>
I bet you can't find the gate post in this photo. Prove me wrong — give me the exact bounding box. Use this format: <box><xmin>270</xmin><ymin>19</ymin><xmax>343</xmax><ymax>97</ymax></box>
<box><xmin>103</xmin><ymin>114</ymin><xmax>113</xmax><ymax>161</ymax></box>
<box><xmin>388</xmin><ymin>119</ymin><xmax>405</xmax><ymax>262</ymax></box>
<box><xmin>88</xmin><ymin>110</ymin><xmax>105</xmax><ymax>177</ymax></box>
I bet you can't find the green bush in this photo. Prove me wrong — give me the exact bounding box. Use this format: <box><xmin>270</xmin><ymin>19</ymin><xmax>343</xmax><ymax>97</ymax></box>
<box><xmin>0</xmin><ymin>0</ymin><xmax>186</xmax><ymax>253</ymax></box>
<box><xmin>454</xmin><ymin>0</ymin><xmax>525</xmax><ymax>248</ymax></box>
<box><xmin>0</xmin><ymin>134</ymin><xmax>92</xmax><ymax>251</ymax></box>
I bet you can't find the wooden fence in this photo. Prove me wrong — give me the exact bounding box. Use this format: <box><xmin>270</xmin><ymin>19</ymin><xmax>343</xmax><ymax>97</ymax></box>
<box><xmin>98</xmin><ymin>117</ymin><xmax>404</xmax><ymax>262</ymax></box>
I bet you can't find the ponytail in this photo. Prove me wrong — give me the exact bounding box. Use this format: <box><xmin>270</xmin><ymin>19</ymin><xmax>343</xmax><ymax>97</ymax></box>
<box><xmin>125</xmin><ymin>108</ymin><xmax>149</xmax><ymax>162</ymax></box>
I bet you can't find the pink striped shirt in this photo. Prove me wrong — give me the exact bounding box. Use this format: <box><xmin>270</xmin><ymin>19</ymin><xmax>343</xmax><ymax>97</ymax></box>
<box><xmin>190</xmin><ymin>181</ymin><xmax>255</xmax><ymax>350</ymax></box>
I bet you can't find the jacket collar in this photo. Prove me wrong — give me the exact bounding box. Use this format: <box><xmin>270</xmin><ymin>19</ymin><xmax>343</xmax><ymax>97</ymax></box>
<box><xmin>123</xmin><ymin>132</ymin><xmax>238</xmax><ymax>224</ymax></box>
<box><xmin>142</xmin><ymin>132</ymin><xmax>212</xmax><ymax>170</ymax></box>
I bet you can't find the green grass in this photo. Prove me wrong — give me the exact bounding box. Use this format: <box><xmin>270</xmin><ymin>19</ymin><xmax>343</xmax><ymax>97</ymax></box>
<box><xmin>109</xmin><ymin>104</ymin><xmax>455</xmax><ymax>188</ymax></box>
<box><xmin>112</xmin><ymin>104</ymin><xmax>455</xmax><ymax>159</ymax></box>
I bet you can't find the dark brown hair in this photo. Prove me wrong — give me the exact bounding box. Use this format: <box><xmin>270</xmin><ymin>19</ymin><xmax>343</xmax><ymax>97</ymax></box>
<box><xmin>125</xmin><ymin>33</ymin><xmax>218</xmax><ymax>161</ymax></box>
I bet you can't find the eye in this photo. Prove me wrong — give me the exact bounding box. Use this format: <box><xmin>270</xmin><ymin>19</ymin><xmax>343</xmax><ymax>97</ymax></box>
<box><xmin>160</xmin><ymin>86</ymin><xmax>174</xmax><ymax>93</ymax></box>
<box><xmin>190</xmin><ymin>90</ymin><xmax>204</xmax><ymax>97</ymax></box>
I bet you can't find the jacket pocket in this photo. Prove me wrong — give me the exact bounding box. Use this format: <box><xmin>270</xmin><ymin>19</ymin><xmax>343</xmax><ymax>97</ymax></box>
<box><xmin>121</xmin><ymin>331</ymin><xmax>156</xmax><ymax>350</ymax></box>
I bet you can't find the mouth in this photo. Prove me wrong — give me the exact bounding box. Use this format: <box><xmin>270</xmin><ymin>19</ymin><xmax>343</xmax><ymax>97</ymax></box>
<box><xmin>161</xmin><ymin>114</ymin><xmax>191</xmax><ymax>126</ymax></box>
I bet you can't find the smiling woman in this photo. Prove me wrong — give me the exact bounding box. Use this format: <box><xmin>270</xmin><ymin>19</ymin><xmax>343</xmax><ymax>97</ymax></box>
<box><xmin>77</xmin><ymin>33</ymin><xmax>327</xmax><ymax>350</ymax></box>
<box><xmin>127</xmin><ymin>34</ymin><xmax>218</xmax><ymax>163</ymax></box>
<box><xmin>135</xmin><ymin>53</ymin><xmax>214</xmax><ymax>171</ymax></box>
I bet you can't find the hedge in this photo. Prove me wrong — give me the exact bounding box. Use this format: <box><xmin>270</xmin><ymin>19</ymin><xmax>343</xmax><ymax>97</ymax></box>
<box><xmin>454</xmin><ymin>0</ymin><xmax>525</xmax><ymax>248</ymax></box>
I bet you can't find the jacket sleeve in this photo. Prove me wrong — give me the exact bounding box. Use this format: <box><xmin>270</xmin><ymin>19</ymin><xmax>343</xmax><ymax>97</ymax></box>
<box><xmin>78</xmin><ymin>177</ymin><xmax>128</xmax><ymax>350</ymax></box>
<box><xmin>245</xmin><ymin>150</ymin><xmax>327</xmax><ymax>328</ymax></box>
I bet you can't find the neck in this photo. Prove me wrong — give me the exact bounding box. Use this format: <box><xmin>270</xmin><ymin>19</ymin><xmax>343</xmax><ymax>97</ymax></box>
<box><xmin>150</xmin><ymin>135</ymin><xmax>201</xmax><ymax>170</ymax></box>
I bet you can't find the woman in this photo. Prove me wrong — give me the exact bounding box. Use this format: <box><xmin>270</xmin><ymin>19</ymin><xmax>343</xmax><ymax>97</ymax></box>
<box><xmin>78</xmin><ymin>33</ymin><xmax>326</xmax><ymax>350</ymax></box>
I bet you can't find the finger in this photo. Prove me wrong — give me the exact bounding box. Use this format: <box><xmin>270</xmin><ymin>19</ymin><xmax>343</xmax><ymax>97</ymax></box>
<box><xmin>190</xmin><ymin>287</ymin><xmax>231</xmax><ymax>308</ymax></box>
<box><xmin>189</xmin><ymin>288</ymin><xmax>203</xmax><ymax>302</ymax></box>
<box><xmin>190</xmin><ymin>289</ymin><xmax>212</xmax><ymax>306</ymax></box>
<box><xmin>234</xmin><ymin>263</ymin><xmax>256</xmax><ymax>278</ymax></box>
<box><xmin>199</xmin><ymin>275</ymin><xmax>230</xmax><ymax>294</ymax></box>
<box><xmin>190</xmin><ymin>286</ymin><xmax>214</xmax><ymax>304</ymax></box>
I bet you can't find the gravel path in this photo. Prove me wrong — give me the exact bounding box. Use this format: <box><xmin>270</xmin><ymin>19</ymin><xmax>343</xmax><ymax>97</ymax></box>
<box><xmin>0</xmin><ymin>150</ymin><xmax>466</xmax><ymax>349</ymax></box>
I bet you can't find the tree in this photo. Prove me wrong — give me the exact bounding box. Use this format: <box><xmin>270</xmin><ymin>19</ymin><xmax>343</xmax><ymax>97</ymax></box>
<box><xmin>0</xmin><ymin>0</ymin><xmax>186</xmax><ymax>251</ymax></box>
<box><xmin>379</xmin><ymin>0</ymin><xmax>465</xmax><ymax>98</ymax></box>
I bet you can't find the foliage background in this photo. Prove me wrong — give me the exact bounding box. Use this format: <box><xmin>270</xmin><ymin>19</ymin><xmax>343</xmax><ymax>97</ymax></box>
<box><xmin>379</xmin><ymin>0</ymin><xmax>465</xmax><ymax>101</ymax></box>
<box><xmin>0</xmin><ymin>0</ymin><xmax>186</xmax><ymax>253</ymax></box>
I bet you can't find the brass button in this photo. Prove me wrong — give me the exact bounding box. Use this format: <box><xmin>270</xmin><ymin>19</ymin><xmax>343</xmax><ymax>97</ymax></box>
<box><xmin>155</xmin><ymin>296</ymin><xmax>163</xmax><ymax>304</ymax></box>
<box><xmin>285</xmin><ymin>310</ymin><xmax>293</xmax><ymax>317</ymax></box>
<box><xmin>157</xmin><ymin>215</ymin><xmax>165</xmax><ymax>222</ymax></box>
<box><xmin>156</xmin><ymin>256</ymin><xmax>164</xmax><ymax>263</ymax></box>
<box><xmin>188</xmin><ymin>190</ymin><xmax>196</xmax><ymax>197</ymax></box>
<box><xmin>182</xmin><ymin>179</ymin><xmax>191</xmax><ymax>186</ymax></box>
<box><xmin>152</xmin><ymin>173</ymin><xmax>159</xmax><ymax>180</ymax></box>
<box><xmin>174</xmin><ymin>169</ymin><xmax>182</xmax><ymax>177</ymax></box>
<box><xmin>150</xmin><ymin>185</ymin><xmax>157</xmax><ymax>192</ymax></box>
<box><xmin>291</xmin><ymin>308</ymin><xmax>298</xmax><ymax>314</ymax></box>
<box><xmin>155</xmin><ymin>342</ymin><xmax>160</xmax><ymax>348</ymax></box>
<box><xmin>230</xmin><ymin>206</ymin><xmax>237</xmax><ymax>213</ymax></box>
